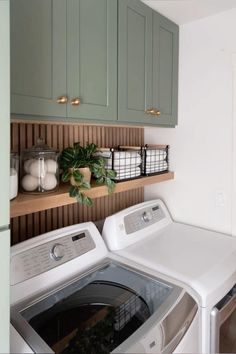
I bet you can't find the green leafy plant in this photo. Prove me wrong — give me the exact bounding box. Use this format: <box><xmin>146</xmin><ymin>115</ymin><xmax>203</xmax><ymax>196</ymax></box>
<box><xmin>59</xmin><ymin>142</ymin><xmax>116</xmax><ymax>206</ymax></box>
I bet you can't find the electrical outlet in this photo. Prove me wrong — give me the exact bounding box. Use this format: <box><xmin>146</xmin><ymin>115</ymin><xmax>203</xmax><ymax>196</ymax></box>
<box><xmin>216</xmin><ymin>191</ymin><xmax>226</xmax><ymax>207</ymax></box>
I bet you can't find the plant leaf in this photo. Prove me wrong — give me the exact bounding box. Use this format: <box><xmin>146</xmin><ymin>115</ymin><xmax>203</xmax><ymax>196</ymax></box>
<box><xmin>69</xmin><ymin>186</ymin><xmax>79</xmax><ymax>198</ymax></box>
<box><xmin>80</xmin><ymin>181</ymin><xmax>91</xmax><ymax>190</ymax></box>
<box><xmin>106</xmin><ymin>178</ymin><xmax>116</xmax><ymax>194</ymax></box>
<box><xmin>61</xmin><ymin>170</ymin><xmax>71</xmax><ymax>182</ymax></box>
<box><xmin>96</xmin><ymin>177</ymin><xmax>104</xmax><ymax>185</ymax></box>
<box><xmin>72</xmin><ymin>170</ymin><xmax>83</xmax><ymax>183</ymax></box>
<box><xmin>106</xmin><ymin>169</ymin><xmax>117</xmax><ymax>178</ymax></box>
<box><xmin>83</xmin><ymin>196</ymin><xmax>93</xmax><ymax>207</ymax></box>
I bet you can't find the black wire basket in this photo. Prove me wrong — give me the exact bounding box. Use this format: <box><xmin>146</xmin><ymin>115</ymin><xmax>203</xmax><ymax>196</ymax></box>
<box><xmin>141</xmin><ymin>144</ymin><xmax>169</xmax><ymax>176</ymax></box>
<box><xmin>98</xmin><ymin>146</ymin><xmax>142</xmax><ymax>182</ymax></box>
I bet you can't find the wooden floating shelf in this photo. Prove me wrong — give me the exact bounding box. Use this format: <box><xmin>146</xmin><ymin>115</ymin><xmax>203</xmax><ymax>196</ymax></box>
<box><xmin>10</xmin><ymin>172</ymin><xmax>174</xmax><ymax>218</ymax></box>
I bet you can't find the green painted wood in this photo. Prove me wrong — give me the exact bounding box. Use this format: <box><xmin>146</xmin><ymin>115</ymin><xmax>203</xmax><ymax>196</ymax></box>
<box><xmin>11</xmin><ymin>0</ymin><xmax>67</xmax><ymax>117</ymax></box>
<box><xmin>0</xmin><ymin>3</ymin><xmax>10</xmax><ymax>353</ymax></box>
<box><xmin>118</xmin><ymin>0</ymin><xmax>153</xmax><ymax>123</ymax></box>
<box><xmin>118</xmin><ymin>0</ymin><xmax>179</xmax><ymax>126</ymax></box>
<box><xmin>152</xmin><ymin>12</ymin><xmax>179</xmax><ymax>126</ymax></box>
<box><xmin>0</xmin><ymin>229</ymin><xmax>10</xmax><ymax>354</ymax></box>
<box><xmin>67</xmin><ymin>0</ymin><xmax>117</xmax><ymax>121</ymax></box>
<box><xmin>0</xmin><ymin>0</ymin><xmax>10</xmax><ymax>229</ymax></box>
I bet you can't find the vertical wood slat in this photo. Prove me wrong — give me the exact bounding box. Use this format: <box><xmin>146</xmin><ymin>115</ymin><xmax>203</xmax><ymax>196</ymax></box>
<box><xmin>10</xmin><ymin>121</ymin><xmax>144</xmax><ymax>245</ymax></box>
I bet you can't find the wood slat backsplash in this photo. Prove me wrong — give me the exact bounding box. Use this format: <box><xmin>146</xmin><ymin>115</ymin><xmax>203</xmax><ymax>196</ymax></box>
<box><xmin>11</xmin><ymin>121</ymin><xmax>144</xmax><ymax>245</ymax></box>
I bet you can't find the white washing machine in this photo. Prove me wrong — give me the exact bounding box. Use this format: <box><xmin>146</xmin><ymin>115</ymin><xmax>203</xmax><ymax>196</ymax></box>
<box><xmin>10</xmin><ymin>221</ymin><xmax>198</xmax><ymax>354</ymax></box>
<box><xmin>102</xmin><ymin>199</ymin><xmax>236</xmax><ymax>353</ymax></box>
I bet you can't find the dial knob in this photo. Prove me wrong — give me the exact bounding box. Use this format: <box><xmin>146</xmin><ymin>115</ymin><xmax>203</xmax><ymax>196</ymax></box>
<box><xmin>142</xmin><ymin>211</ymin><xmax>153</xmax><ymax>223</ymax></box>
<box><xmin>50</xmin><ymin>243</ymin><xmax>65</xmax><ymax>261</ymax></box>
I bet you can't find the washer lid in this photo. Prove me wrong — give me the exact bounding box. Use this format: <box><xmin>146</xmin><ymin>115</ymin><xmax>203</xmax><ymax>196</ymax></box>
<box><xmin>11</xmin><ymin>261</ymin><xmax>184</xmax><ymax>354</ymax></box>
<box><xmin>114</xmin><ymin>222</ymin><xmax>236</xmax><ymax>308</ymax></box>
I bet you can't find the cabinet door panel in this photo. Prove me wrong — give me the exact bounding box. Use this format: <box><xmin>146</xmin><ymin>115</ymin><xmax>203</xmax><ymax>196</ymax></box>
<box><xmin>118</xmin><ymin>0</ymin><xmax>153</xmax><ymax>123</ymax></box>
<box><xmin>0</xmin><ymin>229</ymin><xmax>10</xmax><ymax>353</ymax></box>
<box><xmin>11</xmin><ymin>0</ymin><xmax>67</xmax><ymax>118</ymax></box>
<box><xmin>153</xmin><ymin>14</ymin><xmax>179</xmax><ymax>126</ymax></box>
<box><xmin>0</xmin><ymin>0</ymin><xmax>9</xmax><ymax>228</ymax></box>
<box><xmin>0</xmin><ymin>228</ymin><xmax>10</xmax><ymax>353</ymax></box>
<box><xmin>67</xmin><ymin>0</ymin><xmax>117</xmax><ymax>121</ymax></box>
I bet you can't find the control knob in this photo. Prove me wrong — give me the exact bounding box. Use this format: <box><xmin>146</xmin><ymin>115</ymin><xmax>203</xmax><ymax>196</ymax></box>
<box><xmin>50</xmin><ymin>243</ymin><xmax>65</xmax><ymax>261</ymax></box>
<box><xmin>142</xmin><ymin>211</ymin><xmax>153</xmax><ymax>223</ymax></box>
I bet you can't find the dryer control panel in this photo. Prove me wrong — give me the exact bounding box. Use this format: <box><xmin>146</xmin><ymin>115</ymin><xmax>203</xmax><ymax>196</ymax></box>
<box><xmin>102</xmin><ymin>199</ymin><xmax>173</xmax><ymax>251</ymax></box>
<box><xmin>124</xmin><ymin>204</ymin><xmax>165</xmax><ymax>234</ymax></box>
<box><xmin>11</xmin><ymin>230</ymin><xmax>95</xmax><ymax>285</ymax></box>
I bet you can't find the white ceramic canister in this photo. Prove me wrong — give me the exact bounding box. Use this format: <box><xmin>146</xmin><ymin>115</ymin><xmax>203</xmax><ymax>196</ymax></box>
<box><xmin>20</xmin><ymin>138</ymin><xmax>59</xmax><ymax>194</ymax></box>
<box><xmin>10</xmin><ymin>153</ymin><xmax>19</xmax><ymax>200</ymax></box>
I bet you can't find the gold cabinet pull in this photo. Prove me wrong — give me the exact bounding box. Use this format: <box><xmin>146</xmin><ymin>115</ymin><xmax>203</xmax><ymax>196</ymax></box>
<box><xmin>57</xmin><ymin>96</ymin><xmax>68</xmax><ymax>104</ymax></box>
<box><xmin>145</xmin><ymin>108</ymin><xmax>161</xmax><ymax>116</ymax></box>
<box><xmin>145</xmin><ymin>108</ymin><xmax>155</xmax><ymax>115</ymax></box>
<box><xmin>71</xmin><ymin>98</ymin><xmax>81</xmax><ymax>106</ymax></box>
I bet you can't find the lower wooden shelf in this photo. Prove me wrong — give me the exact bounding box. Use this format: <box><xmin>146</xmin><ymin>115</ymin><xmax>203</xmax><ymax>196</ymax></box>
<box><xmin>10</xmin><ymin>172</ymin><xmax>174</xmax><ymax>218</ymax></box>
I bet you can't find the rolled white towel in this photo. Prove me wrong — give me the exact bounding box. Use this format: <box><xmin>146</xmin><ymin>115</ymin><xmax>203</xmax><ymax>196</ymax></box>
<box><xmin>144</xmin><ymin>161</ymin><xmax>168</xmax><ymax>174</ymax></box>
<box><xmin>98</xmin><ymin>151</ymin><xmax>141</xmax><ymax>168</ymax></box>
<box><xmin>115</xmin><ymin>167</ymin><xmax>141</xmax><ymax>180</ymax></box>
<box><xmin>145</xmin><ymin>155</ymin><xmax>167</xmax><ymax>164</ymax></box>
<box><xmin>105</xmin><ymin>156</ymin><xmax>141</xmax><ymax>168</ymax></box>
<box><xmin>145</xmin><ymin>149</ymin><xmax>167</xmax><ymax>162</ymax></box>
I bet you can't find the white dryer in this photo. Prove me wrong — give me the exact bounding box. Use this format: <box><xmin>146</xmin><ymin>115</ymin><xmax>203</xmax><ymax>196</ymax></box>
<box><xmin>102</xmin><ymin>199</ymin><xmax>236</xmax><ymax>353</ymax></box>
<box><xmin>10</xmin><ymin>221</ymin><xmax>198</xmax><ymax>354</ymax></box>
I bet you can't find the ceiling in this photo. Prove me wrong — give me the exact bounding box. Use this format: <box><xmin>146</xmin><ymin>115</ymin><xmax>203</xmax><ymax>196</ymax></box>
<box><xmin>142</xmin><ymin>0</ymin><xmax>236</xmax><ymax>25</ymax></box>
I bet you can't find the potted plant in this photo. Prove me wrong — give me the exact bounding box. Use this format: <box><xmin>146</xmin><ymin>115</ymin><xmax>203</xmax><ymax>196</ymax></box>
<box><xmin>59</xmin><ymin>142</ymin><xmax>116</xmax><ymax>206</ymax></box>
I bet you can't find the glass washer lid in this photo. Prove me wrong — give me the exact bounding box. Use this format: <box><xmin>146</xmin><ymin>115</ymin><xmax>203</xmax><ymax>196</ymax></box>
<box><xmin>11</xmin><ymin>261</ymin><xmax>175</xmax><ymax>354</ymax></box>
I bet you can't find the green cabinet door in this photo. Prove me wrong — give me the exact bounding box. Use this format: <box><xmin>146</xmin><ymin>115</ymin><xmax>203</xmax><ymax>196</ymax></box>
<box><xmin>118</xmin><ymin>0</ymin><xmax>153</xmax><ymax>124</ymax></box>
<box><xmin>0</xmin><ymin>229</ymin><xmax>10</xmax><ymax>354</ymax></box>
<box><xmin>0</xmin><ymin>0</ymin><xmax>10</xmax><ymax>229</ymax></box>
<box><xmin>152</xmin><ymin>13</ymin><xmax>179</xmax><ymax>126</ymax></box>
<box><xmin>11</xmin><ymin>0</ymin><xmax>67</xmax><ymax>118</ymax></box>
<box><xmin>0</xmin><ymin>2</ymin><xmax>10</xmax><ymax>353</ymax></box>
<box><xmin>118</xmin><ymin>0</ymin><xmax>179</xmax><ymax>126</ymax></box>
<box><xmin>67</xmin><ymin>0</ymin><xmax>117</xmax><ymax>121</ymax></box>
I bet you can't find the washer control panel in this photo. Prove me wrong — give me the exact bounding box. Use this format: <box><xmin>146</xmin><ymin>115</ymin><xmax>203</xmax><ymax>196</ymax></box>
<box><xmin>11</xmin><ymin>230</ymin><xmax>95</xmax><ymax>285</ymax></box>
<box><xmin>124</xmin><ymin>204</ymin><xmax>165</xmax><ymax>234</ymax></box>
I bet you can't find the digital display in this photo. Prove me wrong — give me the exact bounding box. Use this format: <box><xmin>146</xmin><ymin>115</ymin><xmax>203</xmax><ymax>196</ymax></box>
<box><xmin>152</xmin><ymin>206</ymin><xmax>159</xmax><ymax>211</ymax></box>
<box><xmin>72</xmin><ymin>233</ymin><xmax>86</xmax><ymax>242</ymax></box>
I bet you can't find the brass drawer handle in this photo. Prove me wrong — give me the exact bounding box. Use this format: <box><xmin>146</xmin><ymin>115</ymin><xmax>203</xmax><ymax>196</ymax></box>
<box><xmin>71</xmin><ymin>98</ymin><xmax>81</xmax><ymax>106</ymax></box>
<box><xmin>145</xmin><ymin>108</ymin><xmax>161</xmax><ymax>116</ymax></box>
<box><xmin>145</xmin><ymin>108</ymin><xmax>155</xmax><ymax>115</ymax></box>
<box><xmin>57</xmin><ymin>96</ymin><xmax>68</xmax><ymax>104</ymax></box>
<box><xmin>155</xmin><ymin>110</ymin><xmax>161</xmax><ymax>116</ymax></box>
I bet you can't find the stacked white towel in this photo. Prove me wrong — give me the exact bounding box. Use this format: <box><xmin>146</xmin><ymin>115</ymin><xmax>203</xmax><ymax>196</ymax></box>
<box><xmin>97</xmin><ymin>150</ymin><xmax>141</xmax><ymax>180</ymax></box>
<box><xmin>99</xmin><ymin>151</ymin><xmax>141</xmax><ymax>169</ymax></box>
<box><xmin>114</xmin><ymin>167</ymin><xmax>141</xmax><ymax>180</ymax></box>
<box><xmin>145</xmin><ymin>161</ymin><xmax>168</xmax><ymax>174</ymax></box>
<box><xmin>143</xmin><ymin>149</ymin><xmax>168</xmax><ymax>174</ymax></box>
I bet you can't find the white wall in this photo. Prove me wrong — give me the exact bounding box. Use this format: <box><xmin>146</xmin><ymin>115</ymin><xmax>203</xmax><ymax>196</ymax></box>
<box><xmin>145</xmin><ymin>9</ymin><xmax>236</xmax><ymax>235</ymax></box>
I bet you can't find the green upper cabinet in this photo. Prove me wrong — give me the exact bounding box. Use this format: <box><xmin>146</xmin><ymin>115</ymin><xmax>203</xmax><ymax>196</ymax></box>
<box><xmin>11</xmin><ymin>0</ymin><xmax>117</xmax><ymax>121</ymax></box>
<box><xmin>118</xmin><ymin>0</ymin><xmax>179</xmax><ymax>126</ymax></box>
<box><xmin>0</xmin><ymin>0</ymin><xmax>10</xmax><ymax>229</ymax></box>
<box><xmin>67</xmin><ymin>0</ymin><xmax>117</xmax><ymax>121</ymax></box>
<box><xmin>152</xmin><ymin>13</ymin><xmax>179</xmax><ymax>126</ymax></box>
<box><xmin>11</xmin><ymin>0</ymin><xmax>67</xmax><ymax>118</ymax></box>
<box><xmin>118</xmin><ymin>0</ymin><xmax>153</xmax><ymax>124</ymax></box>
<box><xmin>10</xmin><ymin>0</ymin><xmax>178</xmax><ymax>126</ymax></box>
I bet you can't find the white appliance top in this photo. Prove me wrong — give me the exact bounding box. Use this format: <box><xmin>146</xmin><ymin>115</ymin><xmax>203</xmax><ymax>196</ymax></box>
<box><xmin>10</xmin><ymin>222</ymin><xmax>108</xmax><ymax>305</ymax></box>
<box><xmin>102</xmin><ymin>200</ymin><xmax>236</xmax><ymax>308</ymax></box>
